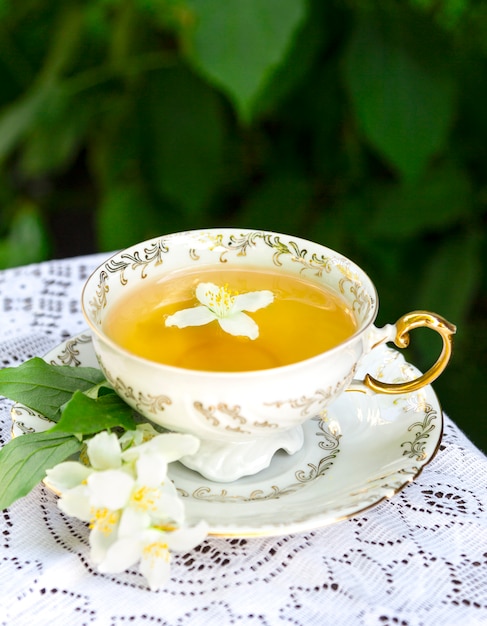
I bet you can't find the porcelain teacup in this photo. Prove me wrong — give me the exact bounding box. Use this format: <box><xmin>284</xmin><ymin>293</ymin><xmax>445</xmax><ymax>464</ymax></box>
<box><xmin>82</xmin><ymin>228</ymin><xmax>455</xmax><ymax>482</ymax></box>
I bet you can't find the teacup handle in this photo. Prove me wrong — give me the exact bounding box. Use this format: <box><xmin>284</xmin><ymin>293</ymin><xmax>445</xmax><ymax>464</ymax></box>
<box><xmin>363</xmin><ymin>311</ymin><xmax>456</xmax><ymax>394</ymax></box>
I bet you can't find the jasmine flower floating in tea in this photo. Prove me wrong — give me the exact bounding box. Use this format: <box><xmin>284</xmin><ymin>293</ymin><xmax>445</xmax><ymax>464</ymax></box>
<box><xmin>165</xmin><ymin>282</ymin><xmax>275</xmax><ymax>340</ymax></box>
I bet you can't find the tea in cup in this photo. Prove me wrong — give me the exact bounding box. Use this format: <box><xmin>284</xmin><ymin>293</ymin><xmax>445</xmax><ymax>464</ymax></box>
<box><xmin>82</xmin><ymin>229</ymin><xmax>455</xmax><ymax>481</ymax></box>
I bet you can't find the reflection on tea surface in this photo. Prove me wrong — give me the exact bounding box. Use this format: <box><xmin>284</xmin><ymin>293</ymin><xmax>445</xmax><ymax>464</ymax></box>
<box><xmin>103</xmin><ymin>267</ymin><xmax>357</xmax><ymax>371</ymax></box>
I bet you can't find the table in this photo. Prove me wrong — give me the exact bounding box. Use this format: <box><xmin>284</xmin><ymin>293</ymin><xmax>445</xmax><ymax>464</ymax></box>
<box><xmin>0</xmin><ymin>254</ymin><xmax>486</xmax><ymax>626</ymax></box>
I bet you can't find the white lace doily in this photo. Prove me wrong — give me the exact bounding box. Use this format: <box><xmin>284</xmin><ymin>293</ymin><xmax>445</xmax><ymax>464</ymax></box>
<box><xmin>0</xmin><ymin>255</ymin><xmax>486</xmax><ymax>626</ymax></box>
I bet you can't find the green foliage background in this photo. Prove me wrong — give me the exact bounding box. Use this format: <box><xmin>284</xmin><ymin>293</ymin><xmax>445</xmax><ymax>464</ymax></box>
<box><xmin>0</xmin><ymin>0</ymin><xmax>485</xmax><ymax>449</ymax></box>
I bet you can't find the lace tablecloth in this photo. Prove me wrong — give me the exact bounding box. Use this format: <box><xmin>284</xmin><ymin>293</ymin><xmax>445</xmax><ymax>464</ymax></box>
<box><xmin>0</xmin><ymin>254</ymin><xmax>486</xmax><ymax>626</ymax></box>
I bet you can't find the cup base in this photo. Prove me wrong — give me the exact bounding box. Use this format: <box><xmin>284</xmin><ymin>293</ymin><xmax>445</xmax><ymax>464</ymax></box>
<box><xmin>179</xmin><ymin>426</ymin><xmax>305</xmax><ymax>482</ymax></box>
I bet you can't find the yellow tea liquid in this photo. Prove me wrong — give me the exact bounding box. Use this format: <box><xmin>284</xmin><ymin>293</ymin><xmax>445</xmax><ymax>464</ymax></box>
<box><xmin>103</xmin><ymin>267</ymin><xmax>358</xmax><ymax>372</ymax></box>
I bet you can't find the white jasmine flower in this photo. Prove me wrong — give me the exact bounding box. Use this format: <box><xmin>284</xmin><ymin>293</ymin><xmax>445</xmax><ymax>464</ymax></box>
<box><xmin>86</xmin><ymin>464</ymin><xmax>162</xmax><ymax>566</ymax></box>
<box><xmin>122</xmin><ymin>431</ymin><xmax>200</xmax><ymax>465</ymax></box>
<box><xmin>94</xmin><ymin>507</ymin><xmax>209</xmax><ymax>591</ymax></box>
<box><xmin>45</xmin><ymin>431</ymin><xmax>122</xmax><ymax>495</ymax></box>
<box><xmin>45</xmin><ymin>430</ymin><xmax>124</xmax><ymax>514</ymax></box>
<box><xmin>45</xmin><ymin>460</ymin><xmax>92</xmax><ymax>492</ymax></box>
<box><xmin>87</xmin><ymin>431</ymin><xmax>123</xmax><ymax>470</ymax></box>
<box><xmin>165</xmin><ymin>282</ymin><xmax>274</xmax><ymax>340</ymax></box>
<box><xmin>45</xmin><ymin>426</ymin><xmax>207</xmax><ymax>590</ymax></box>
<box><xmin>45</xmin><ymin>462</ymin><xmax>94</xmax><ymax>521</ymax></box>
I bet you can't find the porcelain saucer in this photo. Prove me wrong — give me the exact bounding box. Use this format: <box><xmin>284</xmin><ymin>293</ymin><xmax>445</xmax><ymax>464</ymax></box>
<box><xmin>11</xmin><ymin>333</ymin><xmax>443</xmax><ymax>537</ymax></box>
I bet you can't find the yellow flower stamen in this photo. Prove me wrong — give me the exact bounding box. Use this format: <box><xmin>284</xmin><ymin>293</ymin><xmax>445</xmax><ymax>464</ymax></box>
<box><xmin>153</xmin><ymin>522</ymin><xmax>178</xmax><ymax>533</ymax></box>
<box><xmin>130</xmin><ymin>486</ymin><xmax>160</xmax><ymax>512</ymax></box>
<box><xmin>143</xmin><ymin>541</ymin><xmax>171</xmax><ymax>564</ymax></box>
<box><xmin>89</xmin><ymin>508</ymin><xmax>120</xmax><ymax>535</ymax></box>
<box><xmin>206</xmin><ymin>284</ymin><xmax>238</xmax><ymax>316</ymax></box>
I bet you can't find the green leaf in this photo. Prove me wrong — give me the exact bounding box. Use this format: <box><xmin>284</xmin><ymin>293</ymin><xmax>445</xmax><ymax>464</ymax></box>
<box><xmin>0</xmin><ymin>36</ymin><xmax>30</xmax><ymax>103</ymax></box>
<box><xmin>37</xmin><ymin>4</ymin><xmax>84</xmax><ymax>82</ymax></box>
<box><xmin>139</xmin><ymin>65</ymin><xmax>225</xmax><ymax>215</ymax></box>
<box><xmin>370</xmin><ymin>164</ymin><xmax>472</xmax><ymax>239</ymax></box>
<box><xmin>0</xmin><ymin>204</ymin><xmax>51</xmax><ymax>269</ymax></box>
<box><xmin>294</xmin><ymin>61</ymin><xmax>346</xmax><ymax>178</ymax></box>
<box><xmin>411</xmin><ymin>232</ymin><xmax>481</xmax><ymax>365</ymax></box>
<box><xmin>0</xmin><ymin>81</ymin><xmax>54</xmax><ymax>162</ymax></box>
<box><xmin>239</xmin><ymin>173</ymin><xmax>313</xmax><ymax>234</ymax></box>
<box><xmin>21</xmin><ymin>87</ymin><xmax>91</xmax><ymax>175</ymax></box>
<box><xmin>253</xmin><ymin>0</ymin><xmax>328</xmax><ymax>116</ymax></box>
<box><xmin>0</xmin><ymin>358</ymin><xmax>105</xmax><ymax>421</ymax></box>
<box><xmin>344</xmin><ymin>6</ymin><xmax>456</xmax><ymax>181</ymax></box>
<box><xmin>416</xmin><ymin>232</ymin><xmax>481</xmax><ymax>325</ymax></box>
<box><xmin>453</xmin><ymin>57</ymin><xmax>487</xmax><ymax>172</ymax></box>
<box><xmin>0</xmin><ymin>6</ymin><xmax>84</xmax><ymax>162</ymax></box>
<box><xmin>312</xmin><ymin>192</ymin><xmax>374</xmax><ymax>259</ymax></box>
<box><xmin>88</xmin><ymin>93</ymin><xmax>139</xmax><ymax>188</ymax></box>
<box><xmin>52</xmin><ymin>390</ymin><xmax>136</xmax><ymax>435</ymax></box>
<box><xmin>107</xmin><ymin>0</ymin><xmax>136</xmax><ymax>71</ymax></box>
<box><xmin>96</xmin><ymin>183</ymin><xmax>160</xmax><ymax>251</ymax></box>
<box><xmin>0</xmin><ymin>431</ymin><xmax>82</xmax><ymax>510</ymax></box>
<box><xmin>185</xmin><ymin>0</ymin><xmax>307</xmax><ymax>121</ymax></box>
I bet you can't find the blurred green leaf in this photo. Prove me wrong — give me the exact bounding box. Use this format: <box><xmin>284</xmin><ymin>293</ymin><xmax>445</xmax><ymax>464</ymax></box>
<box><xmin>0</xmin><ymin>4</ymin><xmax>84</xmax><ymax>164</ymax></box>
<box><xmin>88</xmin><ymin>93</ymin><xmax>140</xmax><ymax>189</ymax></box>
<box><xmin>453</xmin><ymin>58</ymin><xmax>487</xmax><ymax>169</ymax></box>
<box><xmin>416</xmin><ymin>231</ymin><xmax>481</xmax><ymax>325</ymax></box>
<box><xmin>185</xmin><ymin>0</ymin><xmax>307</xmax><ymax>121</ymax></box>
<box><xmin>0</xmin><ymin>81</ymin><xmax>54</xmax><ymax>162</ymax></box>
<box><xmin>96</xmin><ymin>183</ymin><xmax>159</xmax><ymax>251</ymax></box>
<box><xmin>458</xmin><ymin>5</ymin><xmax>487</xmax><ymax>56</ymax></box>
<box><xmin>0</xmin><ymin>24</ymin><xmax>35</xmax><ymax>96</ymax></box>
<box><xmin>294</xmin><ymin>61</ymin><xmax>346</xmax><ymax>178</ymax></box>
<box><xmin>108</xmin><ymin>0</ymin><xmax>136</xmax><ymax>71</ymax></box>
<box><xmin>21</xmin><ymin>87</ymin><xmax>91</xmax><ymax>175</ymax></box>
<box><xmin>412</xmin><ymin>231</ymin><xmax>481</xmax><ymax>366</ymax></box>
<box><xmin>38</xmin><ymin>4</ymin><xmax>84</xmax><ymax>81</ymax></box>
<box><xmin>344</xmin><ymin>6</ymin><xmax>456</xmax><ymax>181</ymax></box>
<box><xmin>239</xmin><ymin>173</ymin><xmax>313</xmax><ymax>234</ymax></box>
<box><xmin>253</xmin><ymin>0</ymin><xmax>329</xmax><ymax>117</ymax></box>
<box><xmin>311</xmin><ymin>202</ymin><xmax>350</xmax><ymax>258</ymax></box>
<box><xmin>139</xmin><ymin>65</ymin><xmax>225</xmax><ymax>216</ymax></box>
<box><xmin>370</xmin><ymin>164</ymin><xmax>472</xmax><ymax>238</ymax></box>
<box><xmin>0</xmin><ymin>204</ymin><xmax>50</xmax><ymax>269</ymax></box>
<box><xmin>312</xmin><ymin>180</ymin><xmax>375</xmax><ymax>248</ymax></box>
<box><xmin>411</xmin><ymin>0</ymin><xmax>470</xmax><ymax>29</ymax></box>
